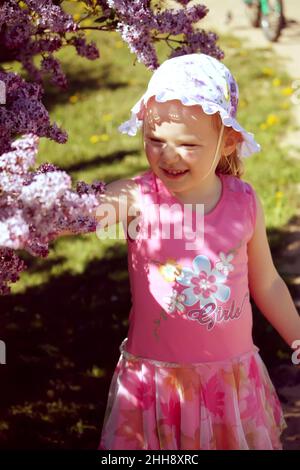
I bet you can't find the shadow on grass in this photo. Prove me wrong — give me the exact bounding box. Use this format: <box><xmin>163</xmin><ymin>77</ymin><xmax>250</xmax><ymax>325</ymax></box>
<box><xmin>0</xmin><ymin>242</ymin><xmax>130</xmax><ymax>449</ymax></box>
<box><xmin>0</xmin><ymin>217</ymin><xmax>298</xmax><ymax>449</ymax></box>
<box><xmin>42</xmin><ymin>62</ymin><xmax>129</xmax><ymax>111</ymax></box>
<box><xmin>18</xmin><ymin>252</ymin><xmax>68</xmax><ymax>274</ymax></box>
<box><xmin>62</xmin><ymin>149</ymin><xmax>141</xmax><ymax>174</ymax></box>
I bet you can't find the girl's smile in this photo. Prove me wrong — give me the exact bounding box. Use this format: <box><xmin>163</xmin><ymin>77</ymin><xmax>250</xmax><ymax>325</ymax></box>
<box><xmin>160</xmin><ymin>167</ymin><xmax>190</xmax><ymax>179</ymax></box>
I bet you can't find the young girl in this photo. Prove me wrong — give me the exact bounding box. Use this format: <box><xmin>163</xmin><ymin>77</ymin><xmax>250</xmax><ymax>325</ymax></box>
<box><xmin>94</xmin><ymin>53</ymin><xmax>300</xmax><ymax>450</ymax></box>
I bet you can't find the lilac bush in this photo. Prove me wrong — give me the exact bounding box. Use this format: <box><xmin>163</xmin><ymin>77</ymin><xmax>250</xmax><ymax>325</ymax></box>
<box><xmin>0</xmin><ymin>133</ymin><xmax>106</xmax><ymax>294</ymax></box>
<box><xmin>0</xmin><ymin>0</ymin><xmax>223</xmax><ymax>294</ymax></box>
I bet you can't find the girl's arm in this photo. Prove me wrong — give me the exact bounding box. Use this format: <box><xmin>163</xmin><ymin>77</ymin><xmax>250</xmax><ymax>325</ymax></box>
<box><xmin>92</xmin><ymin>178</ymin><xmax>140</xmax><ymax>229</ymax></box>
<box><xmin>247</xmin><ymin>191</ymin><xmax>300</xmax><ymax>350</ymax></box>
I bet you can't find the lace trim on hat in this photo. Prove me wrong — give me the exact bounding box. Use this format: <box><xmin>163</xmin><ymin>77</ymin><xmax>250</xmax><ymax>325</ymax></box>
<box><xmin>119</xmin><ymin>94</ymin><xmax>261</xmax><ymax>159</ymax></box>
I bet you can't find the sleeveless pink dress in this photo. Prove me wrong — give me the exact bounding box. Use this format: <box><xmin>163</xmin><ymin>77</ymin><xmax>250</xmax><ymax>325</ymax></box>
<box><xmin>99</xmin><ymin>169</ymin><xmax>287</xmax><ymax>450</ymax></box>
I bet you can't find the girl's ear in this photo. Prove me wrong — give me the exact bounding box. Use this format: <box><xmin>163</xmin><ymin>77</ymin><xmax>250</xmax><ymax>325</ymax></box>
<box><xmin>222</xmin><ymin>128</ymin><xmax>243</xmax><ymax>156</ymax></box>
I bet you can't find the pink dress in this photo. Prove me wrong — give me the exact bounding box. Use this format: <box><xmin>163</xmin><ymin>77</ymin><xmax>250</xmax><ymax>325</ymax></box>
<box><xmin>99</xmin><ymin>169</ymin><xmax>287</xmax><ymax>450</ymax></box>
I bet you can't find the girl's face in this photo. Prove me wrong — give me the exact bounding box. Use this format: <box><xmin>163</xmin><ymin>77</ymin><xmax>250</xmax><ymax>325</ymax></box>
<box><xmin>142</xmin><ymin>97</ymin><xmax>230</xmax><ymax>196</ymax></box>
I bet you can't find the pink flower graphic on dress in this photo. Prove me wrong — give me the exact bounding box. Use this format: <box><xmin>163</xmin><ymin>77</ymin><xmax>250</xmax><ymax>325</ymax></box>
<box><xmin>159</xmin><ymin>394</ymin><xmax>181</xmax><ymax>429</ymax></box>
<box><xmin>176</xmin><ymin>254</ymin><xmax>230</xmax><ymax>309</ymax></box>
<box><xmin>203</xmin><ymin>373</ymin><xmax>225</xmax><ymax>418</ymax></box>
<box><xmin>190</xmin><ymin>271</ymin><xmax>218</xmax><ymax>298</ymax></box>
<box><xmin>135</xmin><ymin>380</ymin><xmax>155</xmax><ymax>411</ymax></box>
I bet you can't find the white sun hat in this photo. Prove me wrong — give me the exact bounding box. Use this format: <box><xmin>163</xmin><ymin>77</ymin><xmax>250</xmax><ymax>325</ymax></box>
<box><xmin>118</xmin><ymin>53</ymin><xmax>261</xmax><ymax>158</ymax></box>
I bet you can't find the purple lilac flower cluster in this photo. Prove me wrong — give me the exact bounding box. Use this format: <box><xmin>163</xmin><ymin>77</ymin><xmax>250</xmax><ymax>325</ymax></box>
<box><xmin>0</xmin><ymin>134</ymin><xmax>106</xmax><ymax>294</ymax></box>
<box><xmin>0</xmin><ymin>71</ymin><xmax>67</xmax><ymax>155</ymax></box>
<box><xmin>0</xmin><ymin>1</ymin><xmax>92</xmax><ymax>83</ymax></box>
<box><xmin>106</xmin><ymin>0</ymin><xmax>223</xmax><ymax>69</ymax></box>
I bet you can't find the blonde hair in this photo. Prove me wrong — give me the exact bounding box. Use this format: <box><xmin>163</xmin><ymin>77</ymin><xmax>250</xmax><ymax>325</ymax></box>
<box><xmin>212</xmin><ymin>113</ymin><xmax>244</xmax><ymax>179</ymax></box>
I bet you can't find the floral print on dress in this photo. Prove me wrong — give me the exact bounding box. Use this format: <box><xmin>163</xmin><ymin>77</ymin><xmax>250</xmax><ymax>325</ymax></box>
<box><xmin>176</xmin><ymin>254</ymin><xmax>231</xmax><ymax>310</ymax></box>
<box><xmin>99</xmin><ymin>346</ymin><xmax>287</xmax><ymax>450</ymax></box>
<box><xmin>158</xmin><ymin>258</ymin><xmax>182</xmax><ymax>283</ymax></box>
<box><xmin>152</xmin><ymin>241</ymin><xmax>246</xmax><ymax>337</ymax></box>
<box><xmin>164</xmin><ymin>290</ymin><xmax>186</xmax><ymax>315</ymax></box>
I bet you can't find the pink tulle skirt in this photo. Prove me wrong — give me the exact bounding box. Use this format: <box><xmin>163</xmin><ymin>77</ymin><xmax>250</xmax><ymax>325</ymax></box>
<box><xmin>99</xmin><ymin>339</ymin><xmax>287</xmax><ymax>450</ymax></box>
